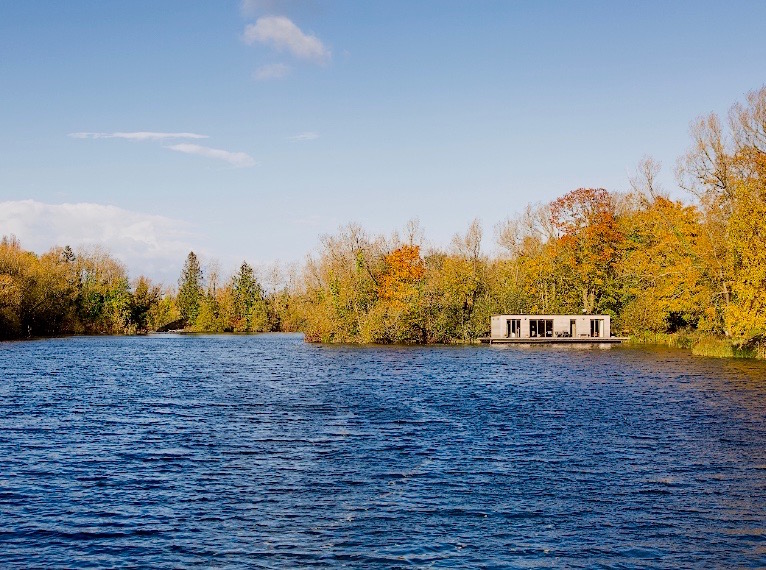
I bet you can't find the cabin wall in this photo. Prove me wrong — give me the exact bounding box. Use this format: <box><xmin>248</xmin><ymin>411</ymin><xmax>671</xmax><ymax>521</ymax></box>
<box><xmin>491</xmin><ymin>315</ymin><xmax>611</xmax><ymax>339</ymax></box>
<box><xmin>490</xmin><ymin>316</ymin><xmax>505</xmax><ymax>338</ymax></box>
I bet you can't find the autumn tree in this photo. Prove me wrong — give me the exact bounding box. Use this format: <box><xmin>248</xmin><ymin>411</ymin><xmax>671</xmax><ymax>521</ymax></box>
<box><xmin>493</xmin><ymin>204</ymin><xmax>560</xmax><ymax>314</ymax></box>
<box><xmin>422</xmin><ymin>220</ymin><xmax>491</xmax><ymax>342</ymax></box>
<box><xmin>0</xmin><ymin>236</ymin><xmax>28</xmax><ymax>337</ymax></box>
<box><xmin>147</xmin><ymin>287</ymin><xmax>181</xmax><ymax>331</ymax></box>
<box><xmin>677</xmin><ymin>85</ymin><xmax>766</xmax><ymax>338</ymax></box>
<box><xmin>548</xmin><ymin>188</ymin><xmax>621</xmax><ymax>314</ymax></box>
<box><xmin>724</xmin><ymin>87</ymin><xmax>766</xmax><ymax>337</ymax></box>
<box><xmin>0</xmin><ymin>238</ymin><xmax>134</xmax><ymax>337</ymax></box>
<box><xmin>617</xmin><ymin>195</ymin><xmax>713</xmax><ymax>334</ymax></box>
<box><xmin>370</xmin><ymin>244</ymin><xmax>426</xmax><ymax>342</ymax></box>
<box><xmin>301</xmin><ymin>224</ymin><xmax>385</xmax><ymax>342</ymax></box>
<box><xmin>72</xmin><ymin>247</ymin><xmax>132</xmax><ymax>333</ymax></box>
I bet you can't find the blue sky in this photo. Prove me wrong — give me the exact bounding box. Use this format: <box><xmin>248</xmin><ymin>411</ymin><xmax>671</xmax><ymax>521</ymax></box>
<box><xmin>1</xmin><ymin>0</ymin><xmax>765</xmax><ymax>282</ymax></box>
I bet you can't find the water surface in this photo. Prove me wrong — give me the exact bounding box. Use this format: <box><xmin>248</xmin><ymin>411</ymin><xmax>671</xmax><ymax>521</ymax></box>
<box><xmin>1</xmin><ymin>334</ymin><xmax>765</xmax><ymax>568</ymax></box>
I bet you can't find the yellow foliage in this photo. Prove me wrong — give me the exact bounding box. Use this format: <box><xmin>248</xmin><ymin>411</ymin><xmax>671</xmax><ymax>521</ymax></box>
<box><xmin>725</xmin><ymin>172</ymin><xmax>766</xmax><ymax>337</ymax></box>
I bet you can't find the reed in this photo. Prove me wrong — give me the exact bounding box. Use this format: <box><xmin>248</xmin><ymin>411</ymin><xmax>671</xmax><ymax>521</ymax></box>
<box><xmin>628</xmin><ymin>331</ymin><xmax>763</xmax><ymax>359</ymax></box>
<box><xmin>691</xmin><ymin>336</ymin><xmax>755</xmax><ymax>358</ymax></box>
<box><xmin>626</xmin><ymin>331</ymin><xmax>695</xmax><ymax>349</ymax></box>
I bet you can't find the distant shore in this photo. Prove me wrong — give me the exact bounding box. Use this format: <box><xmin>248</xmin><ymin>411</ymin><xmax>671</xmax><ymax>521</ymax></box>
<box><xmin>4</xmin><ymin>329</ymin><xmax>765</xmax><ymax>360</ymax></box>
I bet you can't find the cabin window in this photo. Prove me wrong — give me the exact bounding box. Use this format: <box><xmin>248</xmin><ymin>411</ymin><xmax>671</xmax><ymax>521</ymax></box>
<box><xmin>569</xmin><ymin>319</ymin><xmax>576</xmax><ymax>337</ymax></box>
<box><xmin>590</xmin><ymin>319</ymin><xmax>603</xmax><ymax>337</ymax></box>
<box><xmin>530</xmin><ymin>319</ymin><xmax>553</xmax><ymax>337</ymax></box>
<box><xmin>506</xmin><ymin>319</ymin><xmax>521</xmax><ymax>338</ymax></box>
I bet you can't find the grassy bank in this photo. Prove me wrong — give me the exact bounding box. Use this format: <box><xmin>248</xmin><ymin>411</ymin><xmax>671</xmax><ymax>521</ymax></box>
<box><xmin>627</xmin><ymin>332</ymin><xmax>766</xmax><ymax>359</ymax></box>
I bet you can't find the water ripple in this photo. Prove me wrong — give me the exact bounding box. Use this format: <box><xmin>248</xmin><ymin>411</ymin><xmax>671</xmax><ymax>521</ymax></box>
<box><xmin>1</xmin><ymin>334</ymin><xmax>765</xmax><ymax>568</ymax></box>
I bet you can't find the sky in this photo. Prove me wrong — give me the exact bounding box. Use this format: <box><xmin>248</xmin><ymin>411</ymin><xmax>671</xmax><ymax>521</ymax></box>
<box><xmin>1</xmin><ymin>0</ymin><xmax>765</xmax><ymax>283</ymax></box>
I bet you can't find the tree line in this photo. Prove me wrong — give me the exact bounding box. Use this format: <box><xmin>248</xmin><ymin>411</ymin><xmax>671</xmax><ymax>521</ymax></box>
<box><xmin>0</xmin><ymin>239</ymin><xmax>159</xmax><ymax>338</ymax></box>
<box><xmin>0</xmin><ymin>242</ymin><xmax>300</xmax><ymax>339</ymax></box>
<box><xmin>2</xmin><ymin>87</ymin><xmax>765</xmax><ymax>353</ymax></box>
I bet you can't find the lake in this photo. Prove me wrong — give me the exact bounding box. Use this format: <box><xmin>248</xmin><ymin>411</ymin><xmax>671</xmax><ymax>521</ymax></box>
<box><xmin>1</xmin><ymin>333</ymin><xmax>765</xmax><ymax>568</ymax></box>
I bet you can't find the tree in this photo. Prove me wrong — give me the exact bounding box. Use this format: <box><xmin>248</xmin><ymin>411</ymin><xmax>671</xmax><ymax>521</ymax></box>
<box><xmin>130</xmin><ymin>276</ymin><xmax>161</xmax><ymax>332</ymax></box>
<box><xmin>372</xmin><ymin>245</ymin><xmax>426</xmax><ymax>342</ymax></box>
<box><xmin>725</xmin><ymin>87</ymin><xmax>766</xmax><ymax>338</ymax></box>
<box><xmin>177</xmin><ymin>251</ymin><xmax>203</xmax><ymax>326</ymax></box>
<box><xmin>548</xmin><ymin>188</ymin><xmax>621</xmax><ymax>313</ymax></box>
<box><xmin>0</xmin><ymin>236</ymin><xmax>26</xmax><ymax>338</ymax></box>
<box><xmin>232</xmin><ymin>261</ymin><xmax>268</xmax><ymax>332</ymax></box>
<box><xmin>421</xmin><ymin>220</ymin><xmax>490</xmax><ymax>342</ymax></box>
<box><xmin>301</xmin><ymin>224</ymin><xmax>385</xmax><ymax>342</ymax></box>
<box><xmin>676</xmin><ymin>85</ymin><xmax>766</xmax><ymax>337</ymax></box>
<box><xmin>725</xmin><ymin>177</ymin><xmax>766</xmax><ymax>337</ymax></box>
<box><xmin>616</xmin><ymin>196</ymin><xmax>713</xmax><ymax>333</ymax></box>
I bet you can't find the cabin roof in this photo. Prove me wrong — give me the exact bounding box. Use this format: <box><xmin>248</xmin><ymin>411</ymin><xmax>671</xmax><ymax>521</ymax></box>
<box><xmin>492</xmin><ymin>314</ymin><xmax>609</xmax><ymax>318</ymax></box>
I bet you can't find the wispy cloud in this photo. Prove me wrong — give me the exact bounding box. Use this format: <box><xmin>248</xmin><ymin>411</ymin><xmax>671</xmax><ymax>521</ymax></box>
<box><xmin>243</xmin><ymin>16</ymin><xmax>330</xmax><ymax>64</ymax></box>
<box><xmin>288</xmin><ymin>131</ymin><xmax>319</xmax><ymax>141</ymax></box>
<box><xmin>291</xmin><ymin>214</ymin><xmax>325</xmax><ymax>227</ymax></box>
<box><xmin>69</xmin><ymin>131</ymin><xmax>208</xmax><ymax>141</ymax></box>
<box><xmin>254</xmin><ymin>62</ymin><xmax>291</xmax><ymax>80</ymax></box>
<box><xmin>166</xmin><ymin>143</ymin><xmax>257</xmax><ymax>168</ymax></box>
<box><xmin>241</xmin><ymin>0</ymin><xmax>298</xmax><ymax>16</ymax></box>
<box><xmin>70</xmin><ymin>131</ymin><xmax>255</xmax><ymax>168</ymax></box>
<box><xmin>0</xmin><ymin>200</ymin><xmax>198</xmax><ymax>283</ymax></box>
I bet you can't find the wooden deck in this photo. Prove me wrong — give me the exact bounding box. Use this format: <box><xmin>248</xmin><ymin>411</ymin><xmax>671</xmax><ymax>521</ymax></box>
<box><xmin>480</xmin><ymin>336</ymin><xmax>628</xmax><ymax>344</ymax></box>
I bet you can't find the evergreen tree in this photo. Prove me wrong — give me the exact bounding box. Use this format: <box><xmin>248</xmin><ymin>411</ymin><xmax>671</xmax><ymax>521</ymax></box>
<box><xmin>177</xmin><ymin>251</ymin><xmax>203</xmax><ymax>325</ymax></box>
<box><xmin>232</xmin><ymin>261</ymin><xmax>266</xmax><ymax>331</ymax></box>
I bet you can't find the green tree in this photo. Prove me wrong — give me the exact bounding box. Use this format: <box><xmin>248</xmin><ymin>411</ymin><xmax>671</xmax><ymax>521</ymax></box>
<box><xmin>130</xmin><ymin>276</ymin><xmax>161</xmax><ymax>332</ymax></box>
<box><xmin>232</xmin><ymin>261</ymin><xmax>268</xmax><ymax>332</ymax></box>
<box><xmin>73</xmin><ymin>248</ymin><xmax>132</xmax><ymax>334</ymax></box>
<box><xmin>177</xmin><ymin>251</ymin><xmax>203</xmax><ymax>326</ymax></box>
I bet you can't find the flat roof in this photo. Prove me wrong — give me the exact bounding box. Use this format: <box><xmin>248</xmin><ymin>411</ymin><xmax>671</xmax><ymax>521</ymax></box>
<box><xmin>492</xmin><ymin>314</ymin><xmax>609</xmax><ymax>318</ymax></box>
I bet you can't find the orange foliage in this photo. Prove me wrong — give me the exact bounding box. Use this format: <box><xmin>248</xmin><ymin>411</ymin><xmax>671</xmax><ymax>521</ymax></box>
<box><xmin>550</xmin><ymin>188</ymin><xmax>612</xmax><ymax>233</ymax></box>
<box><xmin>547</xmin><ymin>188</ymin><xmax>622</xmax><ymax>311</ymax></box>
<box><xmin>551</xmin><ymin>188</ymin><xmax>621</xmax><ymax>256</ymax></box>
<box><xmin>379</xmin><ymin>245</ymin><xmax>425</xmax><ymax>304</ymax></box>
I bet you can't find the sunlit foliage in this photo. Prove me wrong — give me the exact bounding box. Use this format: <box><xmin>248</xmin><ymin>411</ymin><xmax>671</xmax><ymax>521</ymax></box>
<box><xmin>3</xmin><ymin>86</ymin><xmax>766</xmax><ymax>353</ymax></box>
<box><xmin>0</xmin><ymin>237</ymin><xmax>147</xmax><ymax>338</ymax></box>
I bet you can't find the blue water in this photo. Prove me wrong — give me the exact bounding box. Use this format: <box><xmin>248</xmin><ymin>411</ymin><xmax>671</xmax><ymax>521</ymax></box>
<box><xmin>1</xmin><ymin>334</ymin><xmax>765</xmax><ymax>568</ymax></box>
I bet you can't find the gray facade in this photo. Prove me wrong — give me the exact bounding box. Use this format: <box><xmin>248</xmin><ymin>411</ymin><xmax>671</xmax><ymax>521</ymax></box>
<box><xmin>490</xmin><ymin>314</ymin><xmax>611</xmax><ymax>339</ymax></box>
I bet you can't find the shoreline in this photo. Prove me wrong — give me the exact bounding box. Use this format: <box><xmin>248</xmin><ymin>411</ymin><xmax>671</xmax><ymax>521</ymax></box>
<box><xmin>3</xmin><ymin>330</ymin><xmax>765</xmax><ymax>360</ymax></box>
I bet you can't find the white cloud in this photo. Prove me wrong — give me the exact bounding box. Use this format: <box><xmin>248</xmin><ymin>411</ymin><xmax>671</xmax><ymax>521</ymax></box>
<box><xmin>69</xmin><ymin>131</ymin><xmax>208</xmax><ymax>141</ymax></box>
<box><xmin>288</xmin><ymin>131</ymin><xmax>319</xmax><ymax>141</ymax></box>
<box><xmin>243</xmin><ymin>16</ymin><xmax>330</xmax><ymax>64</ymax></box>
<box><xmin>0</xmin><ymin>200</ymin><xmax>198</xmax><ymax>283</ymax></box>
<box><xmin>254</xmin><ymin>62</ymin><xmax>291</xmax><ymax>80</ymax></box>
<box><xmin>166</xmin><ymin>143</ymin><xmax>257</xmax><ymax>168</ymax></box>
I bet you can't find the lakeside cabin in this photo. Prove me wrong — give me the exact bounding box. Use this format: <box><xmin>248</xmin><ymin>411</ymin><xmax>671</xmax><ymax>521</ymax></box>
<box><xmin>482</xmin><ymin>314</ymin><xmax>626</xmax><ymax>344</ymax></box>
